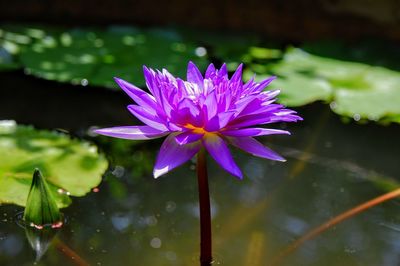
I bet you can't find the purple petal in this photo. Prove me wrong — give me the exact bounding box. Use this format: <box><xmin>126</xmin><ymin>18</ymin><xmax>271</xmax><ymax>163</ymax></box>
<box><xmin>128</xmin><ymin>105</ymin><xmax>168</xmax><ymax>131</ymax></box>
<box><xmin>252</xmin><ymin>76</ymin><xmax>276</xmax><ymax>92</ymax></box>
<box><xmin>228</xmin><ymin>137</ymin><xmax>285</xmax><ymax>161</ymax></box>
<box><xmin>187</xmin><ymin>61</ymin><xmax>204</xmax><ymax>90</ymax></box>
<box><xmin>175</xmin><ymin>131</ymin><xmax>204</xmax><ymax>145</ymax></box>
<box><xmin>227</xmin><ymin>108</ymin><xmax>302</xmax><ymax>129</ymax></box>
<box><xmin>154</xmin><ymin>134</ymin><xmax>201</xmax><ymax>178</ymax></box>
<box><xmin>114</xmin><ymin>77</ymin><xmax>157</xmax><ymax>112</ymax></box>
<box><xmin>94</xmin><ymin>126</ymin><xmax>168</xmax><ymax>140</ymax></box>
<box><xmin>222</xmin><ymin>128</ymin><xmax>290</xmax><ymax>137</ymax></box>
<box><xmin>203</xmin><ymin>90</ymin><xmax>218</xmax><ymax>120</ymax></box>
<box><xmin>143</xmin><ymin>66</ymin><xmax>161</xmax><ymax>101</ymax></box>
<box><xmin>230</xmin><ymin>63</ymin><xmax>243</xmax><ymax>84</ymax></box>
<box><xmin>204</xmin><ymin>111</ymin><xmax>235</xmax><ymax>132</ymax></box>
<box><xmin>177</xmin><ymin>98</ymin><xmax>200</xmax><ymax>117</ymax></box>
<box><xmin>205</xmin><ymin>63</ymin><xmax>216</xmax><ymax>79</ymax></box>
<box><xmin>218</xmin><ymin>63</ymin><xmax>228</xmax><ymax>79</ymax></box>
<box><xmin>203</xmin><ymin>134</ymin><xmax>242</xmax><ymax>179</ymax></box>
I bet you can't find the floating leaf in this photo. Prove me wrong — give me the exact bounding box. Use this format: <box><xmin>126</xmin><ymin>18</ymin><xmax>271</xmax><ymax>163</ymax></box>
<box><xmin>0</xmin><ymin>25</ymin><xmax>58</xmax><ymax>70</ymax></box>
<box><xmin>0</xmin><ymin>25</ymin><xmax>209</xmax><ymax>89</ymax></box>
<box><xmin>250</xmin><ymin>48</ymin><xmax>400</xmax><ymax>123</ymax></box>
<box><xmin>0</xmin><ymin>120</ymin><xmax>108</xmax><ymax>207</ymax></box>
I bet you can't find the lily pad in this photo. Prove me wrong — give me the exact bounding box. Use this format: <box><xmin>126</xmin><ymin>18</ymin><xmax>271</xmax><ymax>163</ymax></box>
<box><xmin>0</xmin><ymin>121</ymin><xmax>108</xmax><ymax>207</ymax></box>
<box><xmin>2</xmin><ymin>25</ymin><xmax>208</xmax><ymax>89</ymax></box>
<box><xmin>247</xmin><ymin>48</ymin><xmax>400</xmax><ymax>123</ymax></box>
<box><xmin>0</xmin><ymin>25</ymin><xmax>60</xmax><ymax>70</ymax></box>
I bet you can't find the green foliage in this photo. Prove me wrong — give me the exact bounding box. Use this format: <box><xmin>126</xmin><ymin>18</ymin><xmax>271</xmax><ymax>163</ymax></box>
<box><xmin>0</xmin><ymin>120</ymin><xmax>108</xmax><ymax>207</ymax></box>
<box><xmin>2</xmin><ymin>24</ymin><xmax>400</xmax><ymax>123</ymax></box>
<box><xmin>248</xmin><ymin>48</ymin><xmax>400</xmax><ymax>123</ymax></box>
<box><xmin>0</xmin><ymin>25</ymin><xmax>208</xmax><ymax>88</ymax></box>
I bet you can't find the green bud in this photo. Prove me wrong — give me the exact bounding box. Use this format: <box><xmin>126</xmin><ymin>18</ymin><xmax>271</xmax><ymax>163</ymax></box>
<box><xmin>23</xmin><ymin>168</ymin><xmax>62</xmax><ymax>228</ymax></box>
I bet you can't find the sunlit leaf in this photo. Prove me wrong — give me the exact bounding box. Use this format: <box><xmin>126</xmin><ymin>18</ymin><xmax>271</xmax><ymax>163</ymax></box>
<box><xmin>0</xmin><ymin>120</ymin><xmax>108</xmax><ymax>207</ymax></box>
<box><xmin>0</xmin><ymin>25</ymin><xmax>209</xmax><ymax>89</ymax></box>
<box><xmin>251</xmin><ymin>48</ymin><xmax>400</xmax><ymax>123</ymax></box>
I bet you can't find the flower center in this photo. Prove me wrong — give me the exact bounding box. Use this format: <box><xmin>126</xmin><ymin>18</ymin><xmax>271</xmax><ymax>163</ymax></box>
<box><xmin>184</xmin><ymin>124</ymin><xmax>207</xmax><ymax>134</ymax></box>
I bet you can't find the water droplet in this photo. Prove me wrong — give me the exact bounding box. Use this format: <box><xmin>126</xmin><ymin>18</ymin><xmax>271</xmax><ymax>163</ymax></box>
<box><xmin>330</xmin><ymin>102</ymin><xmax>337</xmax><ymax>110</ymax></box>
<box><xmin>195</xmin><ymin>47</ymin><xmax>207</xmax><ymax>57</ymax></box>
<box><xmin>57</xmin><ymin>188</ymin><xmax>71</xmax><ymax>196</ymax></box>
<box><xmin>81</xmin><ymin>79</ymin><xmax>89</xmax><ymax>86</ymax></box>
<box><xmin>150</xmin><ymin>237</ymin><xmax>162</xmax><ymax>248</ymax></box>
<box><xmin>353</xmin><ymin>114</ymin><xmax>361</xmax><ymax>121</ymax></box>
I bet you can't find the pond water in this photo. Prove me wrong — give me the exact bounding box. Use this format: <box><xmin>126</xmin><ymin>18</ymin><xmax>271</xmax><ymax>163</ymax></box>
<box><xmin>1</xmin><ymin>71</ymin><xmax>400</xmax><ymax>266</ymax></box>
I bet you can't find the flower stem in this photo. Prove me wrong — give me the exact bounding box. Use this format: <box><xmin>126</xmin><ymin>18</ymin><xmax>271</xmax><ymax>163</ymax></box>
<box><xmin>197</xmin><ymin>148</ymin><xmax>212</xmax><ymax>265</ymax></box>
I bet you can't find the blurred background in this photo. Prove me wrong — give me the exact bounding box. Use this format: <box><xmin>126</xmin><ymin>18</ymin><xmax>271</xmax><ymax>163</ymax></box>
<box><xmin>2</xmin><ymin>0</ymin><xmax>400</xmax><ymax>40</ymax></box>
<box><xmin>1</xmin><ymin>1</ymin><xmax>400</xmax><ymax>266</ymax></box>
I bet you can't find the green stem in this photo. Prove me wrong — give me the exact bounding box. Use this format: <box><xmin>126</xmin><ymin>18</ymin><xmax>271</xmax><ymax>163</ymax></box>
<box><xmin>197</xmin><ymin>148</ymin><xmax>212</xmax><ymax>265</ymax></box>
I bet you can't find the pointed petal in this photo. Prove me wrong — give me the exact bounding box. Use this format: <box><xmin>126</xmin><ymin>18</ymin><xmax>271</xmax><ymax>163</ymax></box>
<box><xmin>94</xmin><ymin>126</ymin><xmax>168</xmax><ymax>140</ymax></box>
<box><xmin>222</xmin><ymin>128</ymin><xmax>290</xmax><ymax>137</ymax></box>
<box><xmin>187</xmin><ymin>61</ymin><xmax>204</xmax><ymax>90</ymax></box>
<box><xmin>128</xmin><ymin>105</ymin><xmax>168</xmax><ymax>131</ymax></box>
<box><xmin>218</xmin><ymin>63</ymin><xmax>228</xmax><ymax>79</ymax></box>
<box><xmin>203</xmin><ymin>90</ymin><xmax>218</xmax><ymax>120</ymax></box>
<box><xmin>203</xmin><ymin>134</ymin><xmax>242</xmax><ymax>179</ymax></box>
<box><xmin>205</xmin><ymin>63</ymin><xmax>216</xmax><ymax>79</ymax></box>
<box><xmin>175</xmin><ymin>131</ymin><xmax>204</xmax><ymax>145</ymax></box>
<box><xmin>204</xmin><ymin>111</ymin><xmax>235</xmax><ymax>132</ymax></box>
<box><xmin>252</xmin><ymin>76</ymin><xmax>276</xmax><ymax>92</ymax></box>
<box><xmin>114</xmin><ymin>77</ymin><xmax>157</xmax><ymax>112</ymax></box>
<box><xmin>228</xmin><ymin>137</ymin><xmax>285</xmax><ymax>161</ymax></box>
<box><xmin>230</xmin><ymin>63</ymin><xmax>243</xmax><ymax>83</ymax></box>
<box><xmin>143</xmin><ymin>66</ymin><xmax>161</xmax><ymax>101</ymax></box>
<box><xmin>154</xmin><ymin>134</ymin><xmax>201</xmax><ymax>178</ymax></box>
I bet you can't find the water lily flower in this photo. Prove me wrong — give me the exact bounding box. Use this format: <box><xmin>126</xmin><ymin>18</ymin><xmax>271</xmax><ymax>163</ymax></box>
<box><xmin>95</xmin><ymin>62</ymin><xmax>302</xmax><ymax>179</ymax></box>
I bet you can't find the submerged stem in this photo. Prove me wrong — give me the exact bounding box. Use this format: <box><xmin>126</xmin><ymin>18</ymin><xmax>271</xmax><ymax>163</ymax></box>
<box><xmin>197</xmin><ymin>148</ymin><xmax>212</xmax><ymax>265</ymax></box>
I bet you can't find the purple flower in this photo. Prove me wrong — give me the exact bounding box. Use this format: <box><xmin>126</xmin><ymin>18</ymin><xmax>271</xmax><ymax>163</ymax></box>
<box><xmin>95</xmin><ymin>62</ymin><xmax>302</xmax><ymax>179</ymax></box>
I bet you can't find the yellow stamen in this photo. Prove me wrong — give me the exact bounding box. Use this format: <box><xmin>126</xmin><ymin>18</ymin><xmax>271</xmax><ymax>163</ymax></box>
<box><xmin>184</xmin><ymin>123</ymin><xmax>207</xmax><ymax>135</ymax></box>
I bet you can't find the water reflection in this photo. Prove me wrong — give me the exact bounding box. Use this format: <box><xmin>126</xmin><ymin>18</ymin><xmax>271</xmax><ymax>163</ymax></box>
<box><xmin>1</xmin><ymin>104</ymin><xmax>400</xmax><ymax>265</ymax></box>
<box><xmin>24</xmin><ymin>225</ymin><xmax>59</xmax><ymax>261</ymax></box>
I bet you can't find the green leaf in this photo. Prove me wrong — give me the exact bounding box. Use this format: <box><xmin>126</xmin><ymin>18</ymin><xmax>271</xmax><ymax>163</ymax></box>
<box><xmin>256</xmin><ymin>48</ymin><xmax>400</xmax><ymax>123</ymax></box>
<box><xmin>0</xmin><ymin>120</ymin><xmax>108</xmax><ymax>207</ymax></box>
<box><xmin>23</xmin><ymin>169</ymin><xmax>62</xmax><ymax>226</ymax></box>
<box><xmin>0</xmin><ymin>25</ymin><xmax>209</xmax><ymax>89</ymax></box>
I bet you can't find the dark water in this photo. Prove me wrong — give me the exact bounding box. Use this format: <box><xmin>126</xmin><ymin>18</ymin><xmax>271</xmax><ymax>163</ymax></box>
<box><xmin>1</xmin><ymin>71</ymin><xmax>400</xmax><ymax>266</ymax></box>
